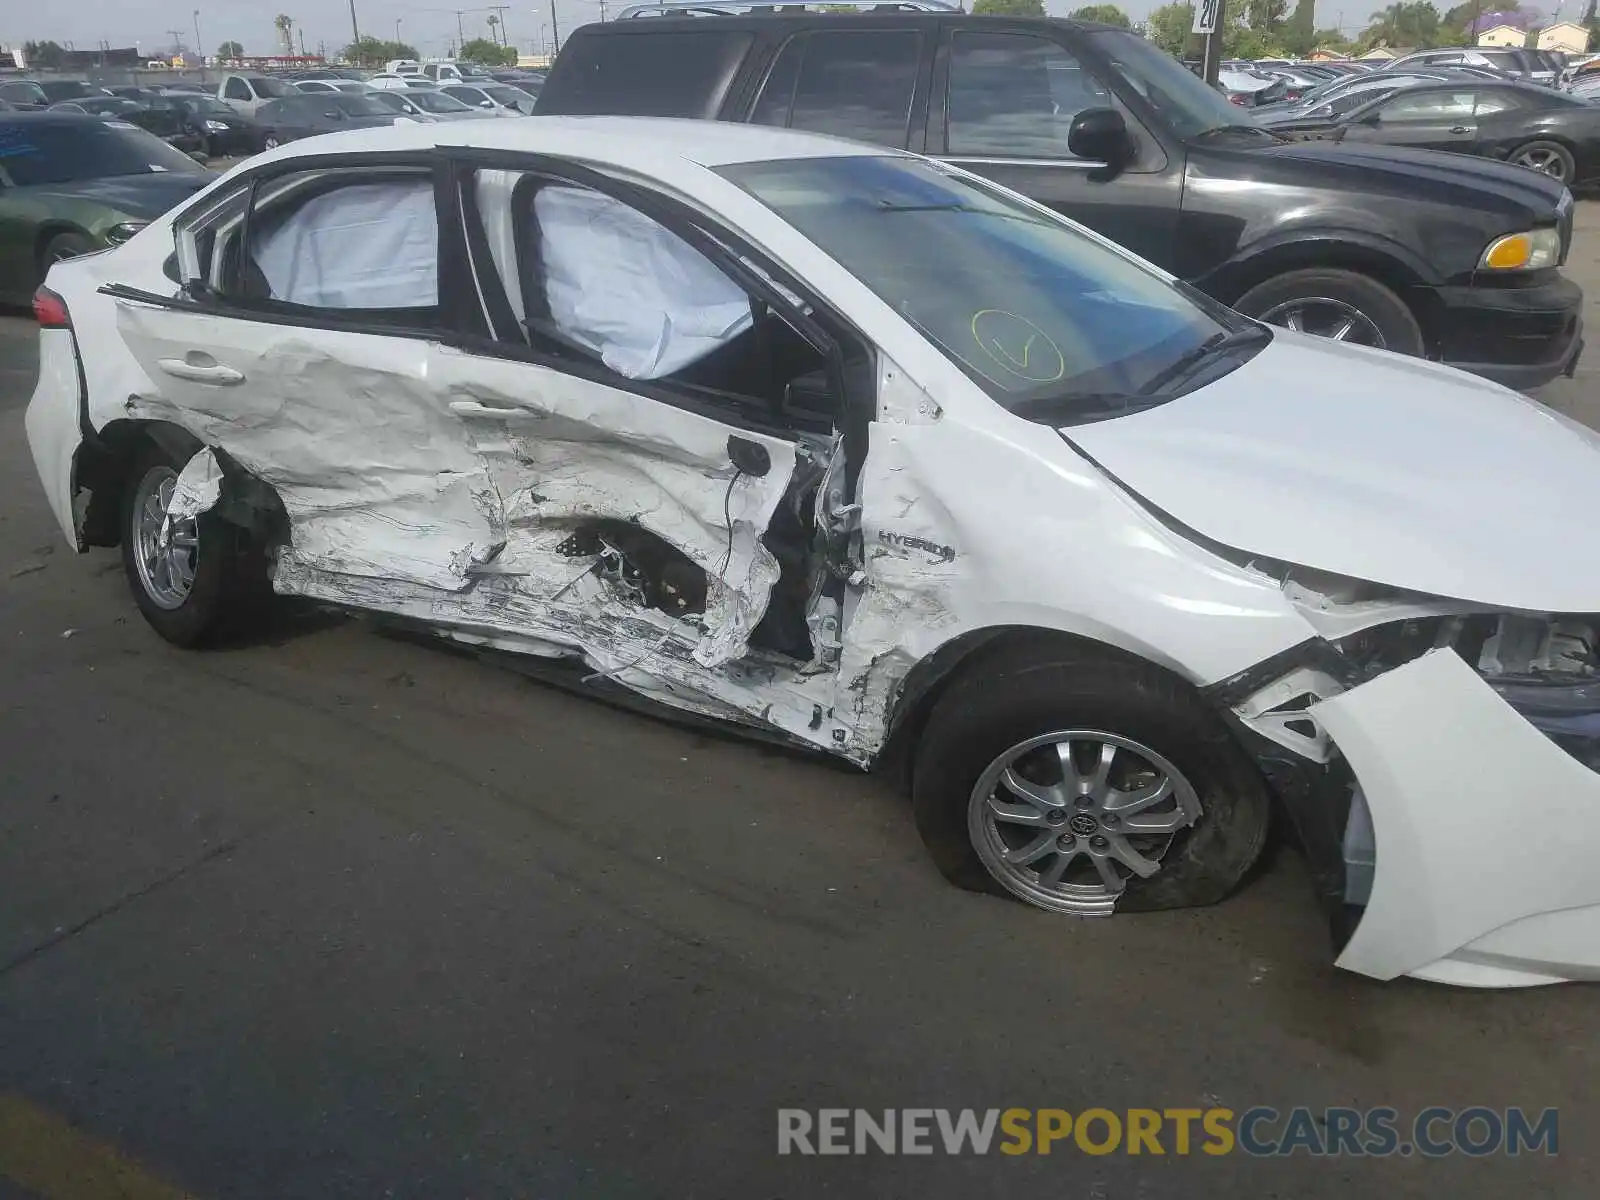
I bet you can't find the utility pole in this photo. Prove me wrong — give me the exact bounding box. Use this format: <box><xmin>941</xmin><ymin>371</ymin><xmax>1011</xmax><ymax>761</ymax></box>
<box><xmin>489</xmin><ymin>6</ymin><xmax>512</xmax><ymax>46</ymax></box>
<box><xmin>456</xmin><ymin>10</ymin><xmax>466</xmax><ymax>48</ymax></box>
<box><xmin>299</xmin><ymin>28</ymin><xmax>308</xmax><ymax>56</ymax></box>
<box><xmin>192</xmin><ymin>9</ymin><xmax>203</xmax><ymax>61</ymax></box>
<box><xmin>348</xmin><ymin>0</ymin><xmax>363</xmax><ymax>61</ymax></box>
<box><xmin>551</xmin><ymin>0</ymin><xmax>562</xmax><ymax>52</ymax></box>
<box><xmin>599</xmin><ymin>0</ymin><xmax>609</xmax><ymax>20</ymax></box>
<box><xmin>167</xmin><ymin>27</ymin><xmax>187</xmax><ymax>58</ymax></box>
<box><xmin>1468</xmin><ymin>0</ymin><xmax>1483</xmax><ymax>47</ymax></box>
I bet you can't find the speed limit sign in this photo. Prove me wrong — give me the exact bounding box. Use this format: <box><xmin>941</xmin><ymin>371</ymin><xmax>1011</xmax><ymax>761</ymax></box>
<box><xmin>1193</xmin><ymin>0</ymin><xmax>1221</xmax><ymax>33</ymax></box>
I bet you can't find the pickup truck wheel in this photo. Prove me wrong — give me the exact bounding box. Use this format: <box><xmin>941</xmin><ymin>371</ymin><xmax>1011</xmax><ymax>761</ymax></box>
<box><xmin>120</xmin><ymin>443</ymin><xmax>265</xmax><ymax>648</ymax></box>
<box><xmin>1234</xmin><ymin>268</ymin><xmax>1424</xmax><ymax>357</ymax></box>
<box><xmin>910</xmin><ymin>648</ymin><xmax>1271</xmax><ymax>915</ymax></box>
<box><xmin>1510</xmin><ymin>140</ymin><xmax>1575</xmax><ymax>184</ymax></box>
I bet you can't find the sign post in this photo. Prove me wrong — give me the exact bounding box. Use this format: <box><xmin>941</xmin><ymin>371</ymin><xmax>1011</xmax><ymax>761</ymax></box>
<box><xmin>1193</xmin><ymin>0</ymin><xmax>1225</xmax><ymax>87</ymax></box>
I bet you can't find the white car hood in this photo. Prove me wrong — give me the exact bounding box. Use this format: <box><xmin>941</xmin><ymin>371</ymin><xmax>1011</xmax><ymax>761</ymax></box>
<box><xmin>1066</xmin><ymin>331</ymin><xmax>1600</xmax><ymax>613</ymax></box>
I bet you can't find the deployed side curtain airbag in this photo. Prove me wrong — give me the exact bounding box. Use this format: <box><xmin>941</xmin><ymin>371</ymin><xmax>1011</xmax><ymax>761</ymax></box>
<box><xmin>253</xmin><ymin>179</ymin><xmax>438</xmax><ymax>308</ymax></box>
<box><xmin>534</xmin><ymin>185</ymin><xmax>753</xmax><ymax>380</ymax></box>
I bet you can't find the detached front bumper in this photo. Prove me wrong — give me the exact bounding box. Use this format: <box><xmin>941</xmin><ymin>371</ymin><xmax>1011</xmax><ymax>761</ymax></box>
<box><xmin>1314</xmin><ymin>649</ymin><xmax>1600</xmax><ymax>987</ymax></box>
<box><xmin>1430</xmin><ymin>273</ymin><xmax>1584</xmax><ymax>390</ymax></box>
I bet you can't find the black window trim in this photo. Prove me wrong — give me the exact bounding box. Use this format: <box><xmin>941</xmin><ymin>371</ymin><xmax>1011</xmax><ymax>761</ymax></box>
<box><xmin>439</xmin><ymin>146</ymin><xmax>870</xmax><ymax>444</ymax></box>
<box><xmin>98</xmin><ymin>148</ymin><xmax>479</xmax><ymax>345</ymax></box>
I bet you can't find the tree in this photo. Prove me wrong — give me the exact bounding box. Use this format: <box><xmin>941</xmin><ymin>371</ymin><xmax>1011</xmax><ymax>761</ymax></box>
<box><xmin>216</xmin><ymin>40</ymin><xmax>245</xmax><ymax>59</ymax></box>
<box><xmin>23</xmin><ymin>39</ymin><xmax>66</xmax><ymax>68</ymax></box>
<box><xmin>343</xmin><ymin>35</ymin><xmax>419</xmax><ymax>64</ymax></box>
<box><xmin>1312</xmin><ymin>26</ymin><xmax>1354</xmax><ymax>51</ymax></box>
<box><xmin>1283</xmin><ymin>0</ymin><xmax>1316</xmax><ymax>54</ymax></box>
<box><xmin>459</xmin><ymin>37</ymin><xmax>517</xmax><ymax>66</ymax></box>
<box><xmin>1361</xmin><ymin>2</ymin><xmax>1445</xmax><ymax>49</ymax></box>
<box><xmin>1068</xmin><ymin>4</ymin><xmax>1132</xmax><ymax>25</ymax></box>
<box><xmin>1147</xmin><ymin>1</ymin><xmax>1196</xmax><ymax>54</ymax></box>
<box><xmin>972</xmin><ymin>0</ymin><xmax>1048</xmax><ymax>14</ymax></box>
<box><xmin>1245</xmin><ymin>0</ymin><xmax>1289</xmax><ymax>33</ymax></box>
<box><xmin>486</xmin><ymin>13</ymin><xmax>504</xmax><ymax>45</ymax></box>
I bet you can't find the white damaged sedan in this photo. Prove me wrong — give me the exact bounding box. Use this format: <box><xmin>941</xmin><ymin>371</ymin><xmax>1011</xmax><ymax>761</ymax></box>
<box><xmin>25</xmin><ymin>117</ymin><xmax>1600</xmax><ymax>987</ymax></box>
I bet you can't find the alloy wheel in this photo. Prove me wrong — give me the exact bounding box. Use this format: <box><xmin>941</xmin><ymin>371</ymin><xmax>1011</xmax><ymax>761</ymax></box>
<box><xmin>967</xmin><ymin>730</ymin><xmax>1203</xmax><ymax>916</ymax></box>
<box><xmin>1514</xmin><ymin>146</ymin><xmax>1571</xmax><ymax>181</ymax></box>
<box><xmin>131</xmin><ymin>466</ymin><xmax>199</xmax><ymax>610</ymax></box>
<box><xmin>1257</xmin><ymin>296</ymin><xmax>1386</xmax><ymax>348</ymax></box>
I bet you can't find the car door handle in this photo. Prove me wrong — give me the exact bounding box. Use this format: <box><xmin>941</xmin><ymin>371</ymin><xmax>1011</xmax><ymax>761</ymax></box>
<box><xmin>449</xmin><ymin>400</ymin><xmax>540</xmax><ymax>420</ymax></box>
<box><xmin>1450</xmin><ymin>125</ymin><xmax>1471</xmax><ymax>134</ymax></box>
<box><xmin>157</xmin><ymin>354</ymin><xmax>244</xmax><ymax>385</ymax></box>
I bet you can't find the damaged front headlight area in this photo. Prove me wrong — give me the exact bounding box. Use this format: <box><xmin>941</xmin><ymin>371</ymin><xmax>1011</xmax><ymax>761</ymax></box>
<box><xmin>1212</xmin><ymin>571</ymin><xmax>1600</xmax><ymax>930</ymax></box>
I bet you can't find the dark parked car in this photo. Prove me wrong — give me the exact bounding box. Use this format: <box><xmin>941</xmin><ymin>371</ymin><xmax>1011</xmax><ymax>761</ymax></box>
<box><xmin>536</xmin><ymin>11</ymin><xmax>1583</xmax><ymax>389</ymax></box>
<box><xmin>1265</xmin><ymin>81</ymin><xmax>1600</xmax><ymax>188</ymax></box>
<box><xmin>165</xmin><ymin>94</ymin><xmax>269</xmax><ymax>156</ymax></box>
<box><xmin>253</xmin><ymin>94</ymin><xmax>403</xmax><ymax>146</ymax></box>
<box><xmin>0</xmin><ymin>113</ymin><xmax>212</xmax><ymax>303</ymax></box>
<box><xmin>48</xmin><ymin>96</ymin><xmax>205</xmax><ymax>155</ymax></box>
<box><xmin>0</xmin><ymin>80</ymin><xmax>50</xmax><ymax>110</ymax></box>
<box><xmin>1254</xmin><ymin>69</ymin><xmax>1466</xmax><ymax>121</ymax></box>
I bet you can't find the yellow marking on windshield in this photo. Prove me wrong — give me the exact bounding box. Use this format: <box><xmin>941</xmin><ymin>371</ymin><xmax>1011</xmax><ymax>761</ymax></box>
<box><xmin>971</xmin><ymin>309</ymin><xmax>1067</xmax><ymax>384</ymax></box>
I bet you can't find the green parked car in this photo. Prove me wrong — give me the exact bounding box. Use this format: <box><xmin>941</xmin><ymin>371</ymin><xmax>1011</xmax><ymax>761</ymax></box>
<box><xmin>0</xmin><ymin>112</ymin><xmax>214</xmax><ymax>305</ymax></box>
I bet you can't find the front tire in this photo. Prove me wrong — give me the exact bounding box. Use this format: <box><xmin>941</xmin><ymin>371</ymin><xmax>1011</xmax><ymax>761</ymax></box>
<box><xmin>911</xmin><ymin>646</ymin><xmax>1271</xmax><ymax>915</ymax></box>
<box><xmin>1234</xmin><ymin>267</ymin><xmax>1425</xmax><ymax>358</ymax></box>
<box><xmin>120</xmin><ymin>443</ymin><xmax>261</xmax><ymax>648</ymax></box>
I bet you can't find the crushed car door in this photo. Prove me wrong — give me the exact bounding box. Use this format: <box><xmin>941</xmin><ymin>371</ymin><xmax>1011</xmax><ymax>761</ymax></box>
<box><xmin>424</xmin><ymin>159</ymin><xmax>858</xmax><ymax>704</ymax></box>
<box><xmin>107</xmin><ymin>160</ymin><xmax>505</xmax><ymax>595</ymax></box>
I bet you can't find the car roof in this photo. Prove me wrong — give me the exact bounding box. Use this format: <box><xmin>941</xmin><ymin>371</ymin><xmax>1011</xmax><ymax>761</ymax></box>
<box><xmin>568</xmin><ymin>13</ymin><xmax>1123</xmax><ymax>32</ymax></box>
<box><xmin>0</xmin><ymin>111</ymin><xmax>124</xmax><ymax>125</ymax></box>
<box><xmin>245</xmin><ymin>114</ymin><xmax>906</xmax><ymax>168</ymax></box>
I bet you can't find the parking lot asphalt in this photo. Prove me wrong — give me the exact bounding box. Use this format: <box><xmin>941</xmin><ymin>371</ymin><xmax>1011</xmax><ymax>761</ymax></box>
<box><xmin>1</xmin><ymin>211</ymin><xmax>1598</xmax><ymax>1199</ymax></box>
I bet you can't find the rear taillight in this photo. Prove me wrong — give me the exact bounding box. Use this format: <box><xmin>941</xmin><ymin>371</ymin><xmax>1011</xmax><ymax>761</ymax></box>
<box><xmin>33</xmin><ymin>287</ymin><xmax>71</xmax><ymax>329</ymax></box>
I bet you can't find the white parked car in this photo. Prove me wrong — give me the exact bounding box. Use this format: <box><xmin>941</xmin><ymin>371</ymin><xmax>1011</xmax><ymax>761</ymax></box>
<box><xmin>367</xmin><ymin>74</ymin><xmax>436</xmax><ymax>92</ymax></box>
<box><xmin>294</xmin><ymin>79</ymin><xmax>372</xmax><ymax>95</ymax></box>
<box><xmin>25</xmin><ymin>119</ymin><xmax>1600</xmax><ymax>988</ymax></box>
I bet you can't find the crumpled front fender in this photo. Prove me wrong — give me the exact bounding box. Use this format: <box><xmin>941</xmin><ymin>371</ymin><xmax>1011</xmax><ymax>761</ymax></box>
<box><xmin>1315</xmin><ymin>648</ymin><xmax>1600</xmax><ymax>986</ymax></box>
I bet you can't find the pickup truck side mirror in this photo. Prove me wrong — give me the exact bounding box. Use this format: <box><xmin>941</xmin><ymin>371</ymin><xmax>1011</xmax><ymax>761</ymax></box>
<box><xmin>1067</xmin><ymin>107</ymin><xmax>1135</xmax><ymax>181</ymax></box>
<box><xmin>479</xmin><ymin>99</ymin><xmax>495</xmax><ymax>108</ymax></box>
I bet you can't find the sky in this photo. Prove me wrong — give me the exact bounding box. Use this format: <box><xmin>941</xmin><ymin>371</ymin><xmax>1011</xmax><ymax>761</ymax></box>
<box><xmin>9</xmin><ymin>0</ymin><xmax>1587</xmax><ymax>59</ymax></box>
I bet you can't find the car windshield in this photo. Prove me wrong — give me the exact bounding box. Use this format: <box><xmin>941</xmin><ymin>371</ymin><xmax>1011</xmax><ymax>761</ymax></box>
<box><xmin>0</xmin><ymin>118</ymin><xmax>210</xmax><ymax>186</ymax></box>
<box><xmin>1089</xmin><ymin>30</ymin><xmax>1259</xmax><ymax>138</ymax></box>
<box><xmin>328</xmin><ymin>94</ymin><xmax>390</xmax><ymax>117</ymax></box>
<box><xmin>409</xmin><ymin>90</ymin><xmax>473</xmax><ymax>113</ymax></box>
<box><xmin>251</xmin><ymin>77</ymin><xmax>296</xmax><ymax>98</ymax></box>
<box><xmin>484</xmin><ymin>86</ymin><xmax>525</xmax><ymax>105</ymax></box>
<box><xmin>719</xmin><ymin>155</ymin><xmax>1245</xmax><ymax>419</ymax></box>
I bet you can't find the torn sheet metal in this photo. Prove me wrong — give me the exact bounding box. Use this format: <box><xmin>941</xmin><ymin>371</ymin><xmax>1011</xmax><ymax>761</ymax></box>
<box><xmin>114</xmin><ymin>300</ymin><xmax>504</xmax><ymax>593</ymax></box>
<box><xmin>165</xmin><ymin>446</ymin><xmax>224</xmax><ymax>522</ymax></box>
<box><xmin>1316</xmin><ymin>648</ymin><xmax>1600</xmax><ymax>985</ymax></box>
<box><xmin>431</xmin><ymin>344</ymin><xmax>795</xmax><ymax>669</ymax></box>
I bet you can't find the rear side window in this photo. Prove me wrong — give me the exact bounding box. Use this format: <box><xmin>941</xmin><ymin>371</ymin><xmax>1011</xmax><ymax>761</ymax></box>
<box><xmin>751</xmin><ymin>31</ymin><xmax>921</xmax><ymax>148</ymax></box>
<box><xmin>225</xmin><ymin>77</ymin><xmax>250</xmax><ymax>101</ymax></box>
<box><xmin>540</xmin><ymin>31</ymin><xmax>753</xmax><ymax>118</ymax></box>
<box><xmin>180</xmin><ymin>167</ymin><xmax>442</xmax><ymax>326</ymax></box>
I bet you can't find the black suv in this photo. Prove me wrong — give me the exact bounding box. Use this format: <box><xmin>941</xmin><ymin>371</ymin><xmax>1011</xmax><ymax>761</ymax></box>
<box><xmin>538</xmin><ymin>7</ymin><xmax>1583</xmax><ymax>388</ymax></box>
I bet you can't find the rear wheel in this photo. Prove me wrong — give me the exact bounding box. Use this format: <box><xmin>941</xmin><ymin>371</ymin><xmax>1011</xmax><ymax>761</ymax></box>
<box><xmin>120</xmin><ymin>442</ymin><xmax>265</xmax><ymax>648</ymax></box>
<box><xmin>1510</xmin><ymin>139</ymin><xmax>1575</xmax><ymax>184</ymax></box>
<box><xmin>262</xmin><ymin>132</ymin><xmax>281</xmax><ymax>150</ymax></box>
<box><xmin>1233</xmin><ymin>267</ymin><xmax>1424</xmax><ymax>358</ymax></box>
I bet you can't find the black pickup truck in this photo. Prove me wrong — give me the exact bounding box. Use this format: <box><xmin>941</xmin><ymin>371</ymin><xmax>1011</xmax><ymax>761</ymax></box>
<box><xmin>537</xmin><ymin>7</ymin><xmax>1584</xmax><ymax>388</ymax></box>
